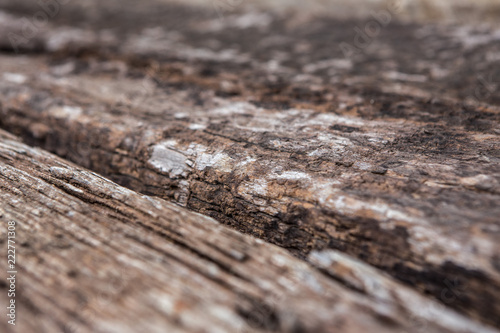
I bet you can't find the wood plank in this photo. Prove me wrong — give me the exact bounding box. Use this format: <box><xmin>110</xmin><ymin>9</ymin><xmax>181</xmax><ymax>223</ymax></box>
<box><xmin>0</xmin><ymin>1</ymin><xmax>499</xmax><ymax>327</ymax></box>
<box><xmin>1</xmin><ymin>129</ymin><xmax>496</xmax><ymax>332</ymax></box>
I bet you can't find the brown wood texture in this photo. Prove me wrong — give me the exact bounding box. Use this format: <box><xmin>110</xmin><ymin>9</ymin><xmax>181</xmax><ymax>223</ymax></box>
<box><xmin>0</xmin><ymin>0</ymin><xmax>499</xmax><ymax>331</ymax></box>
<box><xmin>2</xmin><ymin>129</ymin><xmax>496</xmax><ymax>333</ymax></box>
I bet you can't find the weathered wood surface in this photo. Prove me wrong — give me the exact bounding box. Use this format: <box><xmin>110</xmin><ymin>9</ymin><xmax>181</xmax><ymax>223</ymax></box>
<box><xmin>2</xmin><ymin>129</ymin><xmax>496</xmax><ymax>333</ymax></box>
<box><xmin>0</xmin><ymin>0</ymin><xmax>499</xmax><ymax>329</ymax></box>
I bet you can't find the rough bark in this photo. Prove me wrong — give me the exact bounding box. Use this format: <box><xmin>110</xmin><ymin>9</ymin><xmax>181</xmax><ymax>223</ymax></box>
<box><xmin>0</xmin><ymin>0</ymin><xmax>499</xmax><ymax>328</ymax></box>
<box><xmin>2</xmin><ymin>129</ymin><xmax>496</xmax><ymax>333</ymax></box>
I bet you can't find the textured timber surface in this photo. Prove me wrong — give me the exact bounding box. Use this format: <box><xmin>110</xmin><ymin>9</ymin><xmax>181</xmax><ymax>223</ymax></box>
<box><xmin>2</xmin><ymin>129</ymin><xmax>496</xmax><ymax>333</ymax></box>
<box><xmin>0</xmin><ymin>0</ymin><xmax>499</xmax><ymax>331</ymax></box>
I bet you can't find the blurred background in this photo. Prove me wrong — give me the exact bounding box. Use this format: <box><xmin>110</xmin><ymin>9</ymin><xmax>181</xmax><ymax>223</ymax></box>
<box><xmin>1</xmin><ymin>0</ymin><xmax>499</xmax><ymax>25</ymax></box>
<box><xmin>157</xmin><ymin>0</ymin><xmax>499</xmax><ymax>25</ymax></box>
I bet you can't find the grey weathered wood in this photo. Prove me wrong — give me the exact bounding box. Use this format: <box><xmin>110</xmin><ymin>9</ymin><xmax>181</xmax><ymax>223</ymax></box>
<box><xmin>0</xmin><ymin>0</ymin><xmax>499</xmax><ymax>328</ymax></box>
<box><xmin>2</xmin><ymin>129</ymin><xmax>496</xmax><ymax>333</ymax></box>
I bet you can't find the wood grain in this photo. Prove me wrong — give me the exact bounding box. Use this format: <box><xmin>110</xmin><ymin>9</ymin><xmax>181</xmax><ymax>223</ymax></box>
<box><xmin>0</xmin><ymin>1</ymin><xmax>499</xmax><ymax>329</ymax></box>
<box><xmin>2</xmin><ymin>129</ymin><xmax>496</xmax><ymax>332</ymax></box>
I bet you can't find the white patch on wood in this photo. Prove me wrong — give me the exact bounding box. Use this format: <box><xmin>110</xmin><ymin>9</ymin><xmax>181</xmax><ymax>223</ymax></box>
<box><xmin>162</xmin><ymin>139</ymin><xmax>179</xmax><ymax>148</ymax></box>
<box><xmin>3</xmin><ymin>72</ymin><xmax>27</xmax><ymax>84</ymax></box>
<box><xmin>212</xmin><ymin>102</ymin><xmax>255</xmax><ymax>116</ymax></box>
<box><xmin>313</xmin><ymin>134</ymin><xmax>352</xmax><ymax>153</ymax></box>
<box><xmin>354</xmin><ymin>162</ymin><xmax>373</xmax><ymax>171</ymax></box>
<box><xmin>312</xmin><ymin>182</ymin><xmax>340</xmax><ymax>205</ymax></box>
<box><xmin>237</xmin><ymin>156</ymin><xmax>257</xmax><ymax>167</ymax></box>
<box><xmin>185</xmin><ymin>143</ymin><xmax>208</xmax><ymax>156</ymax></box>
<box><xmin>327</xmin><ymin>195</ymin><xmax>421</xmax><ymax>225</ymax></box>
<box><xmin>149</xmin><ymin>143</ymin><xmax>189</xmax><ymax>177</ymax></box>
<box><xmin>196</xmin><ymin>152</ymin><xmax>233</xmax><ymax>172</ymax></box>
<box><xmin>204</xmin><ymin>12</ymin><xmax>272</xmax><ymax>31</ymax></box>
<box><xmin>384</xmin><ymin>71</ymin><xmax>428</xmax><ymax>83</ymax></box>
<box><xmin>453</xmin><ymin>26</ymin><xmax>500</xmax><ymax>50</ymax></box>
<box><xmin>188</xmin><ymin>123</ymin><xmax>207</xmax><ymax>130</ymax></box>
<box><xmin>307</xmin><ymin>149</ymin><xmax>324</xmax><ymax>157</ymax></box>
<box><xmin>174</xmin><ymin>112</ymin><xmax>188</xmax><ymax>119</ymax></box>
<box><xmin>208</xmin><ymin>305</ymin><xmax>246</xmax><ymax>329</ymax></box>
<box><xmin>309</xmin><ymin>113</ymin><xmax>365</xmax><ymax>127</ymax></box>
<box><xmin>274</xmin><ymin>171</ymin><xmax>311</xmax><ymax>181</ymax></box>
<box><xmin>246</xmin><ymin>178</ymin><xmax>268</xmax><ymax>196</ymax></box>
<box><xmin>303</xmin><ymin>59</ymin><xmax>353</xmax><ymax>73</ymax></box>
<box><xmin>236</xmin><ymin>179</ymin><xmax>279</xmax><ymax>215</ymax></box>
<box><xmin>48</xmin><ymin>105</ymin><xmax>83</xmax><ymax>119</ymax></box>
<box><xmin>460</xmin><ymin>174</ymin><xmax>497</xmax><ymax>191</ymax></box>
<box><xmin>310</xmin><ymin>250</ymin><xmax>391</xmax><ymax>300</ymax></box>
